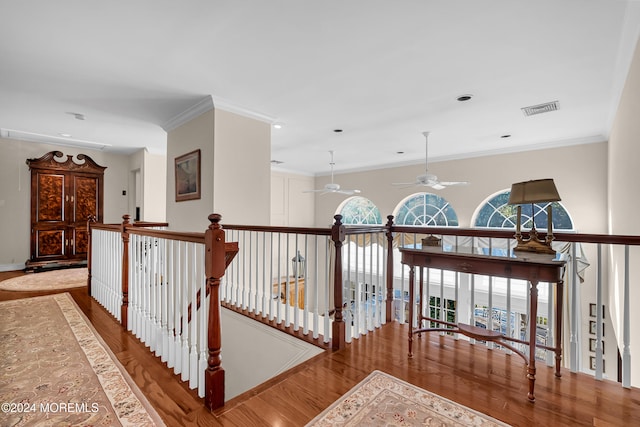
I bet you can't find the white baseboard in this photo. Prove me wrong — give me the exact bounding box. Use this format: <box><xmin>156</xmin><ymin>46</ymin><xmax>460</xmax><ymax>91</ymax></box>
<box><xmin>0</xmin><ymin>263</ymin><xmax>25</xmax><ymax>272</ymax></box>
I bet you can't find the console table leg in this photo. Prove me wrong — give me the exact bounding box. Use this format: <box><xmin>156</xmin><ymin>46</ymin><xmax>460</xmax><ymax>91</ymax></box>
<box><xmin>408</xmin><ymin>266</ymin><xmax>415</xmax><ymax>358</ymax></box>
<box><xmin>555</xmin><ymin>279</ymin><xmax>564</xmax><ymax>378</ymax></box>
<box><xmin>528</xmin><ymin>279</ymin><xmax>539</xmax><ymax>402</ymax></box>
<box><xmin>527</xmin><ymin>365</ymin><xmax>536</xmax><ymax>402</ymax></box>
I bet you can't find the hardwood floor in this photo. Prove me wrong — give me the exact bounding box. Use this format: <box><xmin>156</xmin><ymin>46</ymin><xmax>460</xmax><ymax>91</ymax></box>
<box><xmin>2</xmin><ymin>270</ymin><xmax>639</xmax><ymax>426</ymax></box>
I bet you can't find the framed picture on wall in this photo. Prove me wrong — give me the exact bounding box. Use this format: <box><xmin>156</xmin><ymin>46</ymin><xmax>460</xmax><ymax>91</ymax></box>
<box><xmin>175</xmin><ymin>149</ymin><xmax>201</xmax><ymax>202</ymax></box>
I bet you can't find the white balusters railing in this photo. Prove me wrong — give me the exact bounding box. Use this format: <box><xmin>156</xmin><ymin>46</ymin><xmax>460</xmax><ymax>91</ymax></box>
<box><xmin>224</xmin><ymin>228</ymin><xmax>335</xmax><ymax>343</ymax></box>
<box><xmin>128</xmin><ymin>233</ymin><xmax>208</xmax><ymax>396</ymax></box>
<box><xmin>222</xmin><ymin>222</ymin><xmax>389</xmax><ymax>347</ymax></box>
<box><xmin>90</xmin><ymin>226</ymin><xmax>123</xmax><ymax>321</ymax></box>
<box><xmin>88</xmin><ymin>216</ymin><xmax>233</xmax><ymax>407</ymax></box>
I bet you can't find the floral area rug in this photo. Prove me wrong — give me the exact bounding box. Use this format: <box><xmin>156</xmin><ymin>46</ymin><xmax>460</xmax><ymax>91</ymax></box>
<box><xmin>306</xmin><ymin>370</ymin><xmax>510</xmax><ymax>426</ymax></box>
<box><xmin>0</xmin><ymin>293</ymin><xmax>165</xmax><ymax>426</ymax></box>
<box><xmin>0</xmin><ymin>268</ymin><xmax>87</xmax><ymax>291</ymax></box>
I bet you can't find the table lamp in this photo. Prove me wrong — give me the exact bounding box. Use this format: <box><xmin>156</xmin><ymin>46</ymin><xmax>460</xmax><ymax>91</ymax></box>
<box><xmin>508</xmin><ymin>178</ymin><xmax>561</xmax><ymax>255</ymax></box>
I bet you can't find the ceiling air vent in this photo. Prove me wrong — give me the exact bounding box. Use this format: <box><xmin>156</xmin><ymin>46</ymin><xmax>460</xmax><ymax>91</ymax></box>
<box><xmin>521</xmin><ymin>101</ymin><xmax>559</xmax><ymax>117</ymax></box>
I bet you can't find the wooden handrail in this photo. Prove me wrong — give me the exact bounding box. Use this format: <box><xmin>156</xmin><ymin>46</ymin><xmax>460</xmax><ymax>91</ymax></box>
<box><xmin>224</xmin><ymin>223</ymin><xmax>332</xmax><ymax>236</ymax></box>
<box><xmin>128</xmin><ymin>227</ymin><xmax>206</xmax><ymax>244</ymax></box>
<box><xmin>90</xmin><ymin>223</ymin><xmax>122</xmax><ymax>231</ymax></box>
<box><xmin>390</xmin><ymin>225</ymin><xmax>640</xmax><ymax>246</ymax></box>
<box><xmin>93</xmin><ymin>218</ymin><xmax>640</xmax><ymax>246</ymax></box>
<box><xmin>131</xmin><ymin>221</ymin><xmax>169</xmax><ymax>228</ymax></box>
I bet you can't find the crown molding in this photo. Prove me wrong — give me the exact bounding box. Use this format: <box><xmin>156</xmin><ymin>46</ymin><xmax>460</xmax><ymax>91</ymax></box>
<box><xmin>212</xmin><ymin>96</ymin><xmax>277</xmax><ymax>123</ymax></box>
<box><xmin>161</xmin><ymin>96</ymin><xmax>214</xmax><ymax>132</ymax></box>
<box><xmin>0</xmin><ymin>128</ymin><xmax>111</xmax><ymax>150</ymax></box>
<box><xmin>162</xmin><ymin>95</ymin><xmax>277</xmax><ymax>131</ymax></box>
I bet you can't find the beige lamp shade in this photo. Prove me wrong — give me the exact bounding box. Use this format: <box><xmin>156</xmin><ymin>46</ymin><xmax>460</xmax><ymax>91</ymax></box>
<box><xmin>508</xmin><ymin>179</ymin><xmax>561</xmax><ymax>205</ymax></box>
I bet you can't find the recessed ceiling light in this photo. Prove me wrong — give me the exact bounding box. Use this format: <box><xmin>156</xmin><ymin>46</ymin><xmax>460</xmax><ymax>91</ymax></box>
<box><xmin>271</xmin><ymin>160</ymin><xmax>284</xmax><ymax>165</ymax></box>
<box><xmin>333</xmin><ymin>129</ymin><xmax>343</xmax><ymax>133</ymax></box>
<box><xmin>273</xmin><ymin>122</ymin><xmax>283</xmax><ymax>129</ymax></box>
<box><xmin>500</xmin><ymin>134</ymin><xmax>511</xmax><ymax>138</ymax></box>
<box><xmin>396</xmin><ymin>151</ymin><xmax>404</xmax><ymax>154</ymax></box>
<box><xmin>456</xmin><ymin>94</ymin><xmax>473</xmax><ymax>102</ymax></box>
<box><xmin>59</xmin><ymin>133</ymin><xmax>72</xmax><ymax>138</ymax></box>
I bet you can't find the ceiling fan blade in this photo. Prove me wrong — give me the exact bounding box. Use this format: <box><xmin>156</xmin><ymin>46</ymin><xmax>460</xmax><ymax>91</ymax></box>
<box><xmin>303</xmin><ymin>189</ymin><xmax>328</xmax><ymax>193</ymax></box>
<box><xmin>392</xmin><ymin>181</ymin><xmax>419</xmax><ymax>186</ymax></box>
<box><xmin>438</xmin><ymin>181</ymin><xmax>469</xmax><ymax>186</ymax></box>
<box><xmin>337</xmin><ymin>189</ymin><xmax>361</xmax><ymax>195</ymax></box>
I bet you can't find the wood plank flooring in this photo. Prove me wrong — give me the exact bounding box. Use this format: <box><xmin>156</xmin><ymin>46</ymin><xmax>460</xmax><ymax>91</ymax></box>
<box><xmin>2</xmin><ymin>270</ymin><xmax>639</xmax><ymax>426</ymax></box>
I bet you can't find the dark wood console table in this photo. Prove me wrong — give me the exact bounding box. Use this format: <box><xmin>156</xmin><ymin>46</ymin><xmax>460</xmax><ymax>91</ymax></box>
<box><xmin>400</xmin><ymin>247</ymin><xmax>566</xmax><ymax>402</ymax></box>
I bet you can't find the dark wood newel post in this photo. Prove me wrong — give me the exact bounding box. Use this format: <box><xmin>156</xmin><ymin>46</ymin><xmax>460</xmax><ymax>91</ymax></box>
<box><xmin>121</xmin><ymin>214</ymin><xmax>131</xmax><ymax>329</ymax></box>
<box><xmin>204</xmin><ymin>213</ymin><xmax>226</xmax><ymax>411</ymax></box>
<box><xmin>385</xmin><ymin>215</ymin><xmax>395</xmax><ymax>322</ymax></box>
<box><xmin>87</xmin><ymin>215</ymin><xmax>97</xmax><ymax>296</ymax></box>
<box><xmin>331</xmin><ymin>214</ymin><xmax>346</xmax><ymax>350</ymax></box>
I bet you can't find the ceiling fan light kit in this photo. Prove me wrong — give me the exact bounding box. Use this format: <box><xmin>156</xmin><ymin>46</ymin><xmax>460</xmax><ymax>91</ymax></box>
<box><xmin>392</xmin><ymin>132</ymin><xmax>469</xmax><ymax>190</ymax></box>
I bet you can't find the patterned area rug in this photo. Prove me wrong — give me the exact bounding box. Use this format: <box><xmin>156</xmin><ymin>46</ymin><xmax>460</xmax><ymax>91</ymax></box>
<box><xmin>0</xmin><ymin>293</ymin><xmax>165</xmax><ymax>426</ymax></box>
<box><xmin>0</xmin><ymin>268</ymin><xmax>87</xmax><ymax>291</ymax></box>
<box><xmin>306</xmin><ymin>370</ymin><xmax>510</xmax><ymax>426</ymax></box>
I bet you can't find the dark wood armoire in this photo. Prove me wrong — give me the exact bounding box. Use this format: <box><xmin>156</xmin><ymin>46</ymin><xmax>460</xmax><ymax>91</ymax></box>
<box><xmin>25</xmin><ymin>151</ymin><xmax>106</xmax><ymax>272</ymax></box>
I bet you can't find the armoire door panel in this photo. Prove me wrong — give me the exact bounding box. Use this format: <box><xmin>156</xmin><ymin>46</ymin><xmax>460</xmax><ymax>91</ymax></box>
<box><xmin>36</xmin><ymin>173</ymin><xmax>65</xmax><ymax>222</ymax></box>
<box><xmin>72</xmin><ymin>228</ymin><xmax>89</xmax><ymax>256</ymax></box>
<box><xmin>35</xmin><ymin>229</ymin><xmax>66</xmax><ymax>258</ymax></box>
<box><xmin>73</xmin><ymin>176</ymin><xmax>98</xmax><ymax>223</ymax></box>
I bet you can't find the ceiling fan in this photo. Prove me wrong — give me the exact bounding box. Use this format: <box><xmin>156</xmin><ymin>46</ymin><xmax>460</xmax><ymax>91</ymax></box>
<box><xmin>304</xmin><ymin>151</ymin><xmax>361</xmax><ymax>196</ymax></box>
<box><xmin>393</xmin><ymin>131</ymin><xmax>469</xmax><ymax>190</ymax></box>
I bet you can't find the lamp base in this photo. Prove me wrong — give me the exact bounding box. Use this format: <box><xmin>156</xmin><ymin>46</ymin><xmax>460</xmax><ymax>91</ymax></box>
<box><xmin>513</xmin><ymin>229</ymin><xmax>556</xmax><ymax>255</ymax></box>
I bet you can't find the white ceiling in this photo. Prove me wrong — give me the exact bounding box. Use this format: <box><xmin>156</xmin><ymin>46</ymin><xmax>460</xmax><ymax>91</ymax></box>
<box><xmin>1</xmin><ymin>1</ymin><xmax>639</xmax><ymax>176</ymax></box>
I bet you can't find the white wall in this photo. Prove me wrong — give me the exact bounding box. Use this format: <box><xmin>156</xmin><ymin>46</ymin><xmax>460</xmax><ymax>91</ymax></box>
<box><xmin>0</xmin><ymin>138</ymin><xmax>130</xmax><ymax>270</ymax></box>
<box><xmin>608</xmin><ymin>35</ymin><xmax>640</xmax><ymax>387</ymax></box>
<box><xmin>213</xmin><ymin>109</ymin><xmax>271</xmax><ymax>225</ymax></box>
<box><xmin>142</xmin><ymin>149</ymin><xmax>167</xmax><ymax>222</ymax></box>
<box><xmin>166</xmin><ymin>109</ymin><xmax>215</xmax><ymax>232</ymax></box>
<box><xmin>271</xmin><ymin>170</ymin><xmax>315</xmax><ymax>226</ymax></box>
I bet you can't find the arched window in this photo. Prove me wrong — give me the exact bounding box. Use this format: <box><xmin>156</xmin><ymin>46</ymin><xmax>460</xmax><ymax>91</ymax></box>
<box><xmin>338</xmin><ymin>196</ymin><xmax>383</xmax><ymax>225</ymax></box>
<box><xmin>394</xmin><ymin>193</ymin><xmax>459</xmax><ymax>226</ymax></box>
<box><xmin>472</xmin><ymin>189</ymin><xmax>574</xmax><ymax>230</ymax></box>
